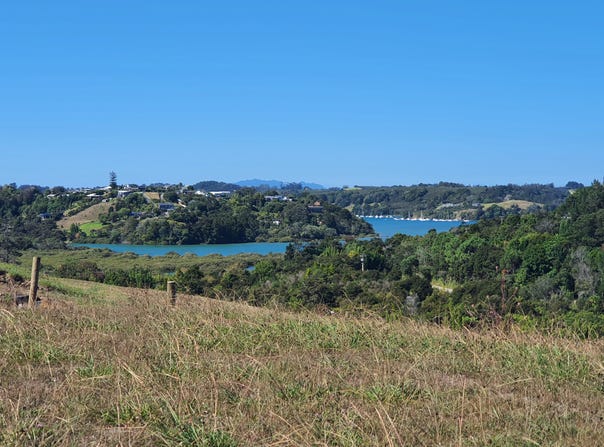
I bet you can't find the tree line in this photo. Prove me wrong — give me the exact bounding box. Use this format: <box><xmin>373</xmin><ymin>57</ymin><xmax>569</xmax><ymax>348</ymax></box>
<box><xmin>173</xmin><ymin>181</ymin><xmax>603</xmax><ymax>336</ymax></box>
<box><xmin>315</xmin><ymin>182</ymin><xmax>578</xmax><ymax>219</ymax></box>
<box><xmin>71</xmin><ymin>189</ymin><xmax>373</xmax><ymax>244</ymax></box>
<box><xmin>42</xmin><ymin>181</ymin><xmax>604</xmax><ymax>337</ymax></box>
<box><xmin>0</xmin><ymin>184</ymin><xmax>68</xmax><ymax>261</ymax></box>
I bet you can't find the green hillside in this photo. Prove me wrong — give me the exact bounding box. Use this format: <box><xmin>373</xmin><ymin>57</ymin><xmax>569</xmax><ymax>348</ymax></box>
<box><xmin>318</xmin><ymin>182</ymin><xmax>574</xmax><ymax>219</ymax></box>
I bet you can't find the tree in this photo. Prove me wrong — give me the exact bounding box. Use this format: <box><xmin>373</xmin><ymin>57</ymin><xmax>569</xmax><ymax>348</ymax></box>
<box><xmin>0</xmin><ymin>222</ymin><xmax>21</xmax><ymax>262</ymax></box>
<box><xmin>109</xmin><ymin>171</ymin><xmax>118</xmax><ymax>190</ymax></box>
<box><xmin>163</xmin><ymin>190</ymin><xmax>179</xmax><ymax>203</ymax></box>
<box><xmin>565</xmin><ymin>181</ymin><xmax>584</xmax><ymax>189</ymax></box>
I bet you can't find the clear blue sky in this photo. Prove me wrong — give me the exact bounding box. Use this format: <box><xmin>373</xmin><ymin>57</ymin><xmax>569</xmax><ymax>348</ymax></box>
<box><xmin>1</xmin><ymin>1</ymin><xmax>602</xmax><ymax>188</ymax></box>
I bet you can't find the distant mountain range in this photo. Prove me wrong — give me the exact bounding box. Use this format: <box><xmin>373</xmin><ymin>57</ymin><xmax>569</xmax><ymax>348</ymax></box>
<box><xmin>235</xmin><ymin>179</ymin><xmax>325</xmax><ymax>190</ymax></box>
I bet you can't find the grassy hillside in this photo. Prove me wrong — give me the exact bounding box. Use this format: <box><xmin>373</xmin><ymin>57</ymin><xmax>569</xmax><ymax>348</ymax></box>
<box><xmin>0</xmin><ymin>267</ymin><xmax>602</xmax><ymax>446</ymax></box>
<box><xmin>481</xmin><ymin>199</ymin><xmax>542</xmax><ymax>210</ymax></box>
<box><xmin>57</xmin><ymin>202</ymin><xmax>111</xmax><ymax>230</ymax></box>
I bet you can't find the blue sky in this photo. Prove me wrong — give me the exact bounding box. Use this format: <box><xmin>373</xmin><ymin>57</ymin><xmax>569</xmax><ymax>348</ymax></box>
<box><xmin>1</xmin><ymin>1</ymin><xmax>602</xmax><ymax>188</ymax></box>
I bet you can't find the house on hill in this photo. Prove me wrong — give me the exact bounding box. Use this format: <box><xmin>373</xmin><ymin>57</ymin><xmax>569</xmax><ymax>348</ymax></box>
<box><xmin>158</xmin><ymin>203</ymin><xmax>175</xmax><ymax>212</ymax></box>
<box><xmin>308</xmin><ymin>201</ymin><xmax>324</xmax><ymax>213</ymax></box>
<box><xmin>265</xmin><ymin>195</ymin><xmax>290</xmax><ymax>202</ymax></box>
<box><xmin>209</xmin><ymin>191</ymin><xmax>232</xmax><ymax>198</ymax></box>
<box><xmin>117</xmin><ymin>190</ymin><xmax>133</xmax><ymax>198</ymax></box>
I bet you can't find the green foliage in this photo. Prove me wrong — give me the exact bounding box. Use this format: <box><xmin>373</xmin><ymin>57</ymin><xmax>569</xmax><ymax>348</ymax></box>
<box><xmin>79</xmin><ymin>221</ymin><xmax>104</xmax><ymax>235</ymax></box>
<box><xmin>318</xmin><ymin>182</ymin><xmax>570</xmax><ymax>219</ymax></box>
<box><xmin>105</xmin><ymin>265</ymin><xmax>157</xmax><ymax>288</ymax></box>
<box><xmin>109</xmin><ymin>171</ymin><xmax>117</xmax><ymax>190</ymax></box>
<box><xmin>6</xmin><ymin>181</ymin><xmax>604</xmax><ymax>338</ymax></box>
<box><xmin>231</xmin><ymin>183</ymin><xmax>603</xmax><ymax>335</ymax></box>
<box><xmin>175</xmin><ymin>265</ymin><xmax>211</xmax><ymax>295</ymax></box>
<box><xmin>55</xmin><ymin>260</ymin><xmax>159</xmax><ymax>289</ymax></box>
<box><xmin>0</xmin><ymin>184</ymin><xmax>67</xmax><ymax>260</ymax></box>
<box><xmin>57</xmin><ymin>261</ymin><xmax>105</xmax><ymax>282</ymax></box>
<box><xmin>71</xmin><ymin>189</ymin><xmax>372</xmax><ymax>245</ymax></box>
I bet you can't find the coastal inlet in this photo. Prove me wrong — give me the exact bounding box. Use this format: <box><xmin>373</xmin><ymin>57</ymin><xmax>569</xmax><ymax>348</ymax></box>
<box><xmin>73</xmin><ymin>218</ymin><xmax>469</xmax><ymax>257</ymax></box>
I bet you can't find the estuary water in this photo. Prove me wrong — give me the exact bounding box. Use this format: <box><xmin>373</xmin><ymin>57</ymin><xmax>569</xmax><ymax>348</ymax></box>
<box><xmin>73</xmin><ymin>242</ymin><xmax>291</xmax><ymax>257</ymax></box>
<box><xmin>363</xmin><ymin>217</ymin><xmax>469</xmax><ymax>239</ymax></box>
<box><xmin>73</xmin><ymin>218</ymin><xmax>469</xmax><ymax>257</ymax></box>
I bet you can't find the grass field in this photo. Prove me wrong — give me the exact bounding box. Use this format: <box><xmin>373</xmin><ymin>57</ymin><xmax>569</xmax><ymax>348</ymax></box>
<box><xmin>17</xmin><ymin>248</ymin><xmax>268</xmax><ymax>277</ymax></box>
<box><xmin>0</xmin><ymin>264</ymin><xmax>602</xmax><ymax>446</ymax></box>
<box><xmin>144</xmin><ymin>192</ymin><xmax>161</xmax><ymax>202</ymax></box>
<box><xmin>57</xmin><ymin>202</ymin><xmax>112</xmax><ymax>230</ymax></box>
<box><xmin>481</xmin><ymin>200</ymin><xmax>542</xmax><ymax>211</ymax></box>
<box><xmin>78</xmin><ymin>221</ymin><xmax>105</xmax><ymax>235</ymax></box>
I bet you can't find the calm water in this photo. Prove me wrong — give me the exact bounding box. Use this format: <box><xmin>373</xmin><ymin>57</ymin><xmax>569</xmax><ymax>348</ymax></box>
<box><xmin>364</xmin><ymin>217</ymin><xmax>469</xmax><ymax>238</ymax></box>
<box><xmin>73</xmin><ymin>218</ymin><xmax>469</xmax><ymax>257</ymax></box>
<box><xmin>72</xmin><ymin>242</ymin><xmax>291</xmax><ymax>257</ymax></box>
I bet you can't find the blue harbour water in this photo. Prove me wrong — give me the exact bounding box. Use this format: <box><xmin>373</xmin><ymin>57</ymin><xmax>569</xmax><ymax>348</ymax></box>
<box><xmin>74</xmin><ymin>242</ymin><xmax>291</xmax><ymax>257</ymax></box>
<box><xmin>73</xmin><ymin>218</ymin><xmax>469</xmax><ymax>257</ymax></box>
<box><xmin>363</xmin><ymin>217</ymin><xmax>468</xmax><ymax>239</ymax></box>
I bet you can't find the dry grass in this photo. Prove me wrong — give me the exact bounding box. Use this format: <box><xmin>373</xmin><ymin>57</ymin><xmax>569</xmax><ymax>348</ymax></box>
<box><xmin>481</xmin><ymin>200</ymin><xmax>542</xmax><ymax>211</ymax></box>
<box><xmin>0</xmin><ymin>278</ymin><xmax>603</xmax><ymax>446</ymax></box>
<box><xmin>143</xmin><ymin>192</ymin><xmax>161</xmax><ymax>202</ymax></box>
<box><xmin>57</xmin><ymin>202</ymin><xmax>112</xmax><ymax>230</ymax></box>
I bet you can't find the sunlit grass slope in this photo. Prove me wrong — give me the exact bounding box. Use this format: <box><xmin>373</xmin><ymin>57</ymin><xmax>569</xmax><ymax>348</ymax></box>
<box><xmin>0</xmin><ymin>271</ymin><xmax>602</xmax><ymax>446</ymax></box>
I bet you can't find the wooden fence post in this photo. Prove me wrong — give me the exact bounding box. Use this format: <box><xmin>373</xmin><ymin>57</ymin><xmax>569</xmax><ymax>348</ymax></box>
<box><xmin>167</xmin><ymin>281</ymin><xmax>176</xmax><ymax>306</ymax></box>
<box><xmin>28</xmin><ymin>256</ymin><xmax>40</xmax><ymax>309</ymax></box>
